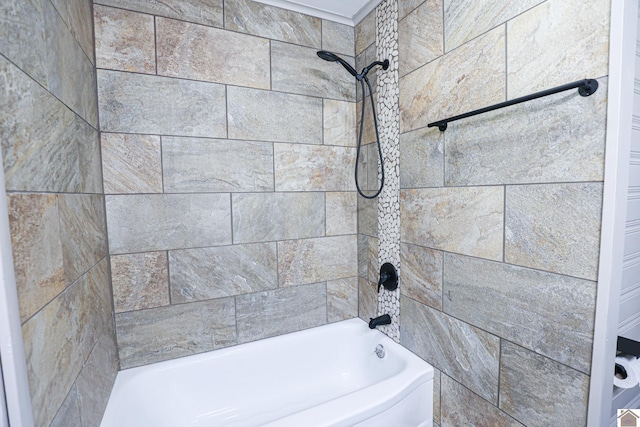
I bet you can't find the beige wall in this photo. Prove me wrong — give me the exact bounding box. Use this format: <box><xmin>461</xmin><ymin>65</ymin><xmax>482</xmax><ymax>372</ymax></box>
<box><xmin>93</xmin><ymin>0</ymin><xmax>360</xmax><ymax>369</ymax></box>
<box><xmin>395</xmin><ymin>0</ymin><xmax>610</xmax><ymax>425</ymax></box>
<box><xmin>0</xmin><ymin>0</ymin><xmax>118</xmax><ymax>426</ymax></box>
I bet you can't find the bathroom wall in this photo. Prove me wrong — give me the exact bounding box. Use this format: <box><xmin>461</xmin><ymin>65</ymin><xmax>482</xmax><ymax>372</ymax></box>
<box><xmin>93</xmin><ymin>0</ymin><xmax>360</xmax><ymax>369</ymax></box>
<box><xmin>0</xmin><ymin>1</ymin><xmax>118</xmax><ymax>426</ymax></box>
<box><xmin>396</xmin><ymin>0</ymin><xmax>610</xmax><ymax>425</ymax></box>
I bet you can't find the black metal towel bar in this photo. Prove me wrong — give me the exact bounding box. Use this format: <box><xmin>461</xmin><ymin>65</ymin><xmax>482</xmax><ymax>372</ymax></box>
<box><xmin>618</xmin><ymin>336</ymin><xmax>640</xmax><ymax>357</ymax></box>
<box><xmin>427</xmin><ymin>78</ymin><xmax>599</xmax><ymax>131</ymax></box>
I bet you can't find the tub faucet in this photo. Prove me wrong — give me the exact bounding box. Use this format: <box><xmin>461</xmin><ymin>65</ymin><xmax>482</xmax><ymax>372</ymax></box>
<box><xmin>369</xmin><ymin>314</ymin><xmax>392</xmax><ymax>329</ymax></box>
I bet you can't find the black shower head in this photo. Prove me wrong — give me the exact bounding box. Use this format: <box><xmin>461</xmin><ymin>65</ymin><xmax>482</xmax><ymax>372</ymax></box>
<box><xmin>317</xmin><ymin>50</ymin><xmax>358</xmax><ymax>78</ymax></box>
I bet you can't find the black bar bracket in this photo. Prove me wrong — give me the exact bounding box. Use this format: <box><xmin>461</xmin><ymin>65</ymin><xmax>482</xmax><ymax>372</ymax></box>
<box><xmin>618</xmin><ymin>336</ymin><xmax>640</xmax><ymax>357</ymax></box>
<box><xmin>427</xmin><ymin>78</ymin><xmax>599</xmax><ymax>132</ymax></box>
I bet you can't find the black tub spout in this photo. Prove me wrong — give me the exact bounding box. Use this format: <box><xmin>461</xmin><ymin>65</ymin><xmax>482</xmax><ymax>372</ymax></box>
<box><xmin>369</xmin><ymin>314</ymin><xmax>392</xmax><ymax>329</ymax></box>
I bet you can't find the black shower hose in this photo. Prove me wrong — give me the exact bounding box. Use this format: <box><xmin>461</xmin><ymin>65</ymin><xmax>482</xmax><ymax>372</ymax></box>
<box><xmin>354</xmin><ymin>76</ymin><xmax>385</xmax><ymax>199</ymax></box>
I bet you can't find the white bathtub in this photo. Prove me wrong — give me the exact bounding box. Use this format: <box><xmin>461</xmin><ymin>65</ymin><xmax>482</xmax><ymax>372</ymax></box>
<box><xmin>100</xmin><ymin>318</ymin><xmax>434</xmax><ymax>427</ymax></box>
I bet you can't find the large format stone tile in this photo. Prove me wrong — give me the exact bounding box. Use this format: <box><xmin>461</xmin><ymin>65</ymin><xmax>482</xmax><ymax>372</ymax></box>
<box><xmin>98</xmin><ymin>70</ymin><xmax>227</xmax><ymax>138</ymax></box>
<box><xmin>355</xmin><ymin>10</ymin><xmax>375</xmax><ymax>55</ymax></box>
<box><xmin>507</xmin><ymin>0</ymin><xmax>610</xmax><ymax>98</ymax></box>
<box><xmin>157</xmin><ymin>17</ymin><xmax>270</xmax><ymax>89</ymax></box>
<box><xmin>116</xmin><ymin>298</ymin><xmax>236</xmax><ymax>368</ymax></box>
<box><xmin>101</xmin><ymin>133</ymin><xmax>163</xmax><ymax>194</ymax></box>
<box><xmin>232</xmin><ymin>192</ymin><xmax>324</xmax><ymax>243</ymax></box>
<box><xmin>399</xmin><ymin>127</ymin><xmax>444</xmax><ymax>188</ymax></box>
<box><xmin>75</xmin><ymin>329</ymin><xmax>119</xmax><ymax>427</ymax></box>
<box><xmin>444</xmin><ymin>0</ymin><xmax>543</xmax><ymax>52</ymax></box>
<box><xmin>23</xmin><ymin>260</ymin><xmax>111</xmax><ymax>427</ymax></box>
<box><xmin>224</xmin><ymin>0</ymin><xmax>320</xmax><ymax>47</ymax></box>
<box><xmin>400</xmin><ymin>296</ymin><xmax>500</xmax><ymax>403</ymax></box>
<box><xmin>441</xmin><ymin>375</ymin><xmax>524</xmax><ymax>427</ymax></box>
<box><xmin>324</xmin><ymin>99</ymin><xmax>356</xmax><ymax>146</ymax></box>
<box><xmin>399</xmin><ymin>26</ymin><xmax>505</xmax><ymax>133</ymax></box>
<box><xmin>111</xmin><ymin>252</ymin><xmax>170</xmax><ymax>313</ymax></box>
<box><xmin>505</xmin><ymin>183</ymin><xmax>603</xmax><ymax>280</ymax></box>
<box><xmin>169</xmin><ymin>243</ymin><xmax>277</xmax><ymax>302</ymax></box>
<box><xmin>51</xmin><ymin>0</ymin><xmax>94</xmax><ymax>63</ymax></box>
<box><xmin>0</xmin><ymin>0</ymin><xmax>47</xmax><ymax>86</ymax></box>
<box><xmin>358</xmin><ymin>277</ymin><xmax>377</xmax><ymax>322</ymax></box>
<box><xmin>399</xmin><ymin>0</ymin><xmax>424</xmax><ymax>20</ymax></box>
<box><xmin>278</xmin><ymin>236</ymin><xmax>358</xmax><ymax>287</ymax></box>
<box><xmin>106</xmin><ymin>194</ymin><xmax>231</xmax><ymax>253</ymax></box>
<box><xmin>433</xmin><ymin>368</ymin><xmax>441</xmax><ymax>424</ymax></box>
<box><xmin>358</xmin><ymin>196</ymin><xmax>378</xmax><ymax>237</ymax></box>
<box><xmin>398</xmin><ymin>0</ymin><xmax>443</xmax><ymax>77</ymax></box>
<box><xmin>1</xmin><ymin>58</ymin><xmax>87</xmax><ymax>193</ymax></box>
<box><xmin>326</xmin><ymin>192</ymin><xmax>357</xmax><ymax>236</ymax></box>
<box><xmin>236</xmin><ymin>283</ymin><xmax>327</xmax><ymax>343</ymax></box>
<box><xmin>95</xmin><ymin>0</ymin><xmax>223</xmax><ymax>28</ymax></box>
<box><xmin>271</xmin><ymin>41</ymin><xmax>355</xmax><ymax>101</ymax></box>
<box><xmin>322</xmin><ymin>20</ymin><xmax>354</xmax><ymax>56</ymax></box>
<box><xmin>44</xmin><ymin>0</ymin><xmax>98</xmax><ymax>127</ymax></box>
<box><xmin>445</xmin><ymin>78</ymin><xmax>607</xmax><ymax>185</ymax></box>
<box><xmin>227</xmin><ymin>86</ymin><xmax>322</xmax><ymax>144</ymax></box>
<box><xmin>400</xmin><ymin>187</ymin><xmax>504</xmax><ymax>260</ymax></box>
<box><xmin>274</xmin><ymin>143</ymin><xmax>356</xmax><ymax>191</ymax></box>
<box><xmin>8</xmin><ymin>194</ymin><xmax>64</xmax><ymax>322</ymax></box>
<box><xmin>400</xmin><ymin>243</ymin><xmax>443</xmax><ymax>310</ymax></box>
<box><xmin>499</xmin><ymin>342</ymin><xmax>590</xmax><ymax>426</ymax></box>
<box><xmin>58</xmin><ymin>194</ymin><xmax>108</xmax><ymax>285</ymax></box>
<box><xmin>328</xmin><ymin>277</ymin><xmax>358</xmax><ymax>322</ymax></box>
<box><xmin>444</xmin><ymin>253</ymin><xmax>596</xmax><ymax>373</ymax></box>
<box><xmin>50</xmin><ymin>385</ymin><xmax>82</xmax><ymax>427</ymax></box>
<box><xmin>94</xmin><ymin>5</ymin><xmax>155</xmax><ymax>74</ymax></box>
<box><xmin>163</xmin><ymin>137</ymin><xmax>274</xmax><ymax>193</ymax></box>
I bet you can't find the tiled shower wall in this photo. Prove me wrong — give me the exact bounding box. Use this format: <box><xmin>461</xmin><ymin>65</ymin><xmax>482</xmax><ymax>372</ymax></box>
<box><xmin>396</xmin><ymin>0</ymin><xmax>610</xmax><ymax>425</ymax></box>
<box><xmin>94</xmin><ymin>0</ymin><xmax>360</xmax><ymax>369</ymax></box>
<box><xmin>0</xmin><ymin>1</ymin><xmax>118</xmax><ymax>426</ymax></box>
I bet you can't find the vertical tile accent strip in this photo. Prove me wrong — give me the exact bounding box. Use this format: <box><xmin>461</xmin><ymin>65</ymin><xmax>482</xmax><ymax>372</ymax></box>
<box><xmin>375</xmin><ymin>0</ymin><xmax>401</xmax><ymax>341</ymax></box>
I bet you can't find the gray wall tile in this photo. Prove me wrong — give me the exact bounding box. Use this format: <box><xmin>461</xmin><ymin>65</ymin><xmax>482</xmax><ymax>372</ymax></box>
<box><xmin>399</xmin><ymin>127</ymin><xmax>444</xmax><ymax>188</ymax></box>
<box><xmin>111</xmin><ymin>252</ymin><xmax>170</xmax><ymax>313</ymax></box>
<box><xmin>400</xmin><ymin>187</ymin><xmax>504</xmax><ymax>261</ymax></box>
<box><xmin>358</xmin><ymin>277</ymin><xmax>378</xmax><ymax>322</ymax></box>
<box><xmin>399</xmin><ymin>26</ymin><xmax>505</xmax><ymax>133</ymax></box>
<box><xmin>323</xmin><ymin>99</ymin><xmax>356</xmax><ymax>147</ymax></box>
<box><xmin>499</xmin><ymin>342</ymin><xmax>590</xmax><ymax>426</ymax></box>
<box><xmin>224</xmin><ymin>0</ymin><xmax>321</xmax><ymax>47</ymax></box>
<box><xmin>322</xmin><ymin>20</ymin><xmax>355</xmax><ymax>56</ymax></box>
<box><xmin>94</xmin><ymin>5</ymin><xmax>156</xmax><ymax>74</ymax></box>
<box><xmin>398</xmin><ymin>0</ymin><xmax>443</xmax><ymax>77</ymax></box>
<box><xmin>445</xmin><ymin>79</ymin><xmax>607</xmax><ymax>186</ymax></box>
<box><xmin>116</xmin><ymin>297</ymin><xmax>236</xmax><ymax>368</ymax></box>
<box><xmin>101</xmin><ymin>133</ymin><xmax>163</xmax><ymax>194</ymax></box>
<box><xmin>355</xmin><ymin>10</ymin><xmax>375</xmax><ymax>55</ymax></box>
<box><xmin>169</xmin><ymin>243</ymin><xmax>277</xmax><ymax>302</ymax></box>
<box><xmin>505</xmin><ymin>183</ymin><xmax>603</xmax><ymax>280</ymax></box>
<box><xmin>98</xmin><ymin>70</ymin><xmax>227</xmax><ymax>138</ymax></box>
<box><xmin>75</xmin><ymin>330</ymin><xmax>119</xmax><ymax>427</ymax></box>
<box><xmin>106</xmin><ymin>194</ymin><xmax>232</xmax><ymax>253</ymax></box>
<box><xmin>236</xmin><ymin>283</ymin><xmax>327</xmax><ymax>343</ymax></box>
<box><xmin>441</xmin><ymin>375</ymin><xmax>524</xmax><ymax>427</ymax></box>
<box><xmin>50</xmin><ymin>0</ymin><xmax>95</xmax><ymax>63</ymax></box>
<box><xmin>232</xmin><ymin>192</ymin><xmax>324</xmax><ymax>243</ymax></box>
<box><xmin>400</xmin><ymin>296</ymin><xmax>500</xmax><ymax>403</ymax></box>
<box><xmin>326</xmin><ymin>192</ymin><xmax>357</xmax><ymax>235</ymax></box>
<box><xmin>163</xmin><ymin>137</ymin><xmax>274</xmax><ymax>193</ymax></box>
<box><xmin>444</xmin><ymin>253</ymin><xmax>596</xmax><ymax>373</ymax></box>
<box><xmin>59</xmin><ymin>194</ymin><xmax>108</xmax><ymax>285</ymax></box>
<box><xmin>95</xmin><ymin>0</ymin><xmax>224</xmax><ymax>28</ymax></box>
<box><xmin>7</xmin><ymin>194</ymin><xmax>65</xmax><ymax>323</ymax></box>
<box><xmin>22</xmin><ymin>260</ymin><xmax>112</xmax><ymax>427</ymax></box>
<box><xmin>271</xmin><ymin>41</ymin><xmax>355</xmax><ymax>101</ymax></box>
<box><xmin>278</xmin><ymin>236</ymin><xmax>358</xmax><ymax>287</ymax></box>
<box><xmin>274</xmin><ymin>143</ymin><xmax>356</xmax><ymax>191</ymax></box>
<box><xmin>433</xmin><ymin>368</ymin><xmax>441</xmax><ymax>424</ymax></box>
<box><xmin>400</xmin><ymin>243</ymin><xmax>443</xmax><ymax>310</ymax></box>
<box><xmin>328</xmin><ymin>277</ymin><xmax>358</xmax><ymax>322</ymax></box>
<box><xmin>358</xmin><ymin>196</ymin><xmax>378</xmax><ymax>237</ymax></box>
<box><xmin>156</xmin><ymin>17</ymin><xmax>270</xmax><ymax>89</ymax></box>
<box><xmin>50</xmin><ymin>385</ymin><xmax>82</xmax><ymax>427</ymax></box>
<box><xmin>227</xmin><ymin>85</ymin><xmax>322</xmax><ymax>144</ymax></box>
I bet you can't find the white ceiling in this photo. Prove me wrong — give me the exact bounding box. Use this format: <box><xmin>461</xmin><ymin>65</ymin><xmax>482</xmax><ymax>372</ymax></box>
<box><xmin>252</xmin><ymin>0</ymin><xmax>384</xmax><ymax>26</ymax></box>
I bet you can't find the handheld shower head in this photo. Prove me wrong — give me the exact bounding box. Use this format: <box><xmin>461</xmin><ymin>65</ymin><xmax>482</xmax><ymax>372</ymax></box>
<box><xmin>316</xmin><ymin>50</ymin><xmax>358</xmax><ymax>78</ymax></box>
